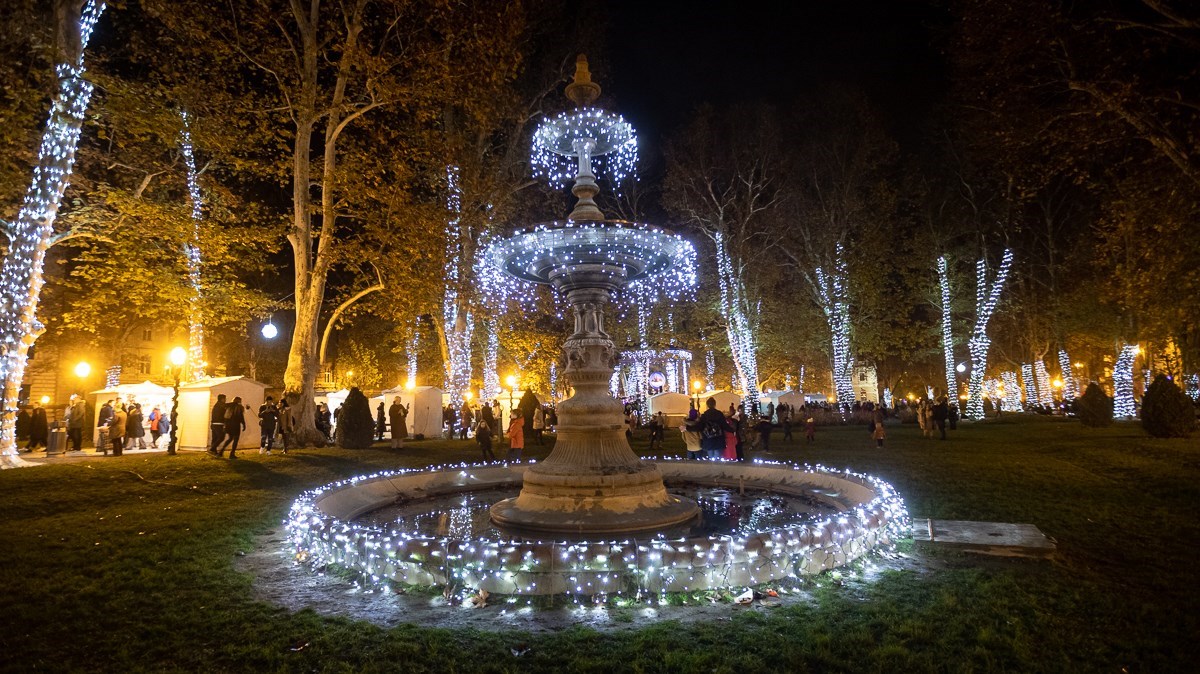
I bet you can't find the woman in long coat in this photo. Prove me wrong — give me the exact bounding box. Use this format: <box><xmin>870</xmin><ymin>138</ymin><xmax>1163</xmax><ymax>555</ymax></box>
<box><xmin>126</xmin><ymin>403</ymin><xmax>147</xmax><ymax>450</ymax></box>
<box><xmin>506</xmin><ymin>415</ymin><xmax>525</xmax><ymax>461</ymax></box>
<box><xmin>388</xmin><ymin>398</ymin><xmax>409</xmax><ymax>449</ymax></box>
<box><xmin>108</xmin><ymin>404</ymin><xmax>127</xmax><ymax>456</ymax></box>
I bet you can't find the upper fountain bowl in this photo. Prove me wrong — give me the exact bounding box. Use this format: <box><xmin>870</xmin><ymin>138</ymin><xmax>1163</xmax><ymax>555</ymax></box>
<box><xmin>487</xmin><ymin>221</ymin><xmax>694</xmax><ymax>293</ymax></box>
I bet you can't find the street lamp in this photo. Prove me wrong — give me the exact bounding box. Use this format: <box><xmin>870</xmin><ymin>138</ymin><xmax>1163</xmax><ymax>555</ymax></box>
<box><xmin>692</xmin><ymin>379</ymin><xmax>702</xmax><ymax>409</ymax></box>
<box><xmin>261</xmin><ymin>321</ymin><xmax>278</xmax><ymax>339</ymax></box>
<box><xmin>167</xmin><ymin>347</ymin><xmax>186</xmax><ymax>456</ymax></box>
<box><xmin>404</xmin><ymin>378</ymin><xmax>416</xmax><ymax>391</ymax></box>
<box><xmin>74</xmin><ymin>361</ymin><xmax>91</xmax><ymax>379</ymax></box>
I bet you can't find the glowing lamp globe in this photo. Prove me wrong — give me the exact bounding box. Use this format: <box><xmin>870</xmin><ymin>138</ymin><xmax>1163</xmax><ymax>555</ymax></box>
<box><xmin>956</xmin><ymin>362</ymin><xmax>967</xmax><ymax>373</ymax></box>
<box><xmin>261</xmin><ymin>322</ymin><xmax>278</xmax><ymax>339</ymax></box>
<box><xmin>505</xmin><ymin>375</ymin><xmax>518</xmax><ymax>389</ymax></box>
<box><xmin>39</xmin><ymin>395</ymin><xmax>51</xmax><ymax>405</ymax></box>
<box><xmin>74</xmin><ymin>361</ymin><xmax>90</xmax><ymax>378</ymax></box>
<box><xmin>169</xmin><ymin>347</ymin><xmax>187</xmax><ymax>368</ymax></box>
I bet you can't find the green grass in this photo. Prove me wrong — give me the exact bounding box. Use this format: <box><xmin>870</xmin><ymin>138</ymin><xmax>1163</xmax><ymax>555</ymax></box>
<box><xmin>1</xmin><ymin>416</ymin><xmax>1197</xmax><ymax>672</ymax></box>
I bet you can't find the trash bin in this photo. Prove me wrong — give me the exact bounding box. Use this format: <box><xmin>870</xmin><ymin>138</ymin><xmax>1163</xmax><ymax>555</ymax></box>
<box><xmin>47</xmin><ymin>427</ymin><xmax>67</xmax><ymax>454</ymax></box>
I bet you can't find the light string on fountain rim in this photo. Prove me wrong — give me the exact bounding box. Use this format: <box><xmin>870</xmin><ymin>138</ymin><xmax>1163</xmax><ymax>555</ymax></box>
<box><xmin>283</xmin><ymin>457</ymin><xmax>910</xmax><ymax>599</ymax></box>
<box><xmin>531</xmin><ymin>107</ymin><xmax>638</xmax><ymax>192</ymax></box>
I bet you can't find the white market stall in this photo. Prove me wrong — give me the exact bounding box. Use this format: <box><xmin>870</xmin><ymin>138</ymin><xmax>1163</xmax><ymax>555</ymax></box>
<box><xmin>89</xmin><ymin>381</ymin><xmax>174</xmax><ymax>446</ymax></box>
<box><xmin>176</xmin><ymin>376</ymin><xmax>268</xmax><ymax>451</ymax></box>
<box><xmin>775</xmin><ymin>392</ymin><xmax>806</xmax><ymax>415</ymax></box>
<box><xmin>698</xmin><ymin>389</ymin><xmax>742</xmax><ymax>415</ymax></box>
<box><xmin>380</xmin><ymin>385</ymin><xmax>444</xmax><ymax>439</ymax></box>
<box><xmin>648</xmin><ymin>392</ymin><xmax>692</xmax><ymax>426</ymax></box>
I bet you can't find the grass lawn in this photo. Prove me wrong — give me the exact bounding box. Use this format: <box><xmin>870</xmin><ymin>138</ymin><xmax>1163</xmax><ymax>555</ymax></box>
<box><xmin>1</xmin><ymin>415</ymin><xmax>1197</xmax><ymax>672</ymax></box>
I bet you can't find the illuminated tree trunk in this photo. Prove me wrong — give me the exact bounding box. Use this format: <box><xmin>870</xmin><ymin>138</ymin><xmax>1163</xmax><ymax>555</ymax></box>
<box><xmin>815</xmin><ymin>245</ymin><xmax>854</xmax><ymax>409</ymax></box>
<box><xmin>179</xmin><ymin>109</ymin><xmax>206</xmax><ymax>379</ymax></box>
<box><xmin>441</xmin><ymin>166</ymin><xmax>473</xmax><ymax>407</ymax></box>
<box><xmin>1057</xmin><ymin>349</ymin><xmax>1078</xmax><ymax>403</ymax></box>
<box><xmin>482</xmin><ymin>319</ymin><xmax>499</xmax><ymax>401</ymax></box>
<box><xmin>1113</xmin><ymin>343</ymin><xmax>1138</xmax><ymax>418</ymax></box>
<box><xmin>965</xmin><ymin>249</ymin><xmax>1014</xmax><ymax>420</ymax></box>
<box><xmin>937</xmin><ymin>255</ymin><xmax>956</xmax><ymax>398</ymax></box>
<box><xmin>713</xmin><ymin>229</ymin><xmax>760</xmax><ymax>413</ymax></box>
<box><xmin>0</xmin><ymin>1</ymin><xmax>105</xmax><ymax>467</ymax></box>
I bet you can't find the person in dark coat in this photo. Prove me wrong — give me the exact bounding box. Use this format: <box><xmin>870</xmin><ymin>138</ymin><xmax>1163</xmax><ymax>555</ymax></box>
<box><xmin>26</xmin><ymin>402</ymin><xmax>48</xmax><ymax>450</ymax></box>
<box><xmin>698</xmin><ymin>398</ymin><xmax>732</xmax><ymax>460</ymax></box>
<box><xmin>108</xmin><ymin>403</ymin><xmax>127</xmax><ymax>456</ymax></box>
<box><xmin>277</xmin><ymin>399</ymin><xmax>293</xmax><ymax>453</ymax></box>
<box><xmin>217</xmin><ymin>397</ymin><xmax>246</xmax><ymax>458</ymax></box>
<box><xmin>755</xmin><ymin>415</ymin><xmax>773</xmax><ymax>452</ymax></box>
<box><xmin>375</xmin><ymin>402</ymin><xmax>386</xmax><ymax>442</ymax></box>
<box><xmin>475</xmin><ymin>418</ymin><xmax>495</xmax><ymax>461</ymax></box>
<box><xmin>15</xmin><ymin>408</ymin><xmax>31</xmax><ymax>443</ymax></box>
<box><xmin>208</xmin><ymin>394</ymin><xmax>228</xmax><ymax>455</ymax></box>
<box><xmin>125</xmin><ymin>403</ymin><xmax>147</xmax><ymax>450</ymax></box>
<box><xmin>259</xmin><ymin>396</ymin><xmax>279</xmax><ymax>453</ymax></box>
<box><xmin>932</xmin><ymin>397</ymin><xmax>949</xmax><ymax>440</ymax></box>
<box><xmin>388</xmin><ymin>397</ymin><xmax>409</xmax><ymax>449</ymax></box>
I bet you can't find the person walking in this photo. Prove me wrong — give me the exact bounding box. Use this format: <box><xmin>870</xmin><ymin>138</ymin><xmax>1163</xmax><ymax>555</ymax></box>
<box><xmin>755</xmin><ymin>415</ymin><xmax>773</xmax><ymax>452</ymax></box>
<box><xmin>460</xmin><ymin>400</ymin><xmax>474</xmax><ymax>440</ymax></box>
<box><xmin>108</xmin><ymin>403</ymin><xmax>127</xmax><ymax>456</ymax></box>
<box><xmin>125</xmin><ymin>403</ymin><xmax>148</xmax><ymax>450</ymax></box>
<box><xmin>26</xmin><ymin>402</ymin><xmax>48</xmax><ymax>450</ymax></box>
<box><xmin>781</xmin><ymin>408</ymin><xmax>793</xmax><ymax>442</ymax></box>
<box><xmin>277</xmin><ymin>399</ymin><xmax>293</xmax><ymax>453</ymax></box>
<box><xmin>805</xmin><ymin>416</ymin><xmax>816</xmax><ymax>443</ymax></box>
<box><xmin>389</xmin><ymin>397</ymin><xmax>409</xmax><ymax>449</ymax></box>
<box><xmin>375</xmin><ymin>402</ymin><xmax>387</xmax><ymax>442</ymax></box>
<box><xmin>217</xmin><ymin>397</ymin><xmax>246</xmax><ymax>458</ymax></box>
<box><xmin>208</xmin><ymin>394</ymin><xmax>228</xmax><ymax>455</ymax></box>
<box><xmin>16</xmin><ymin>407</ymin><xmax>30</xmax><ymax>444</ymax></box>
<box><xmin>948</xmin><ymin>402</ymin><xmax>959</xmax><ymax>431</ymax></box>
<box><xmin>259</xmin><ymin>396</ymin><xmax>279</xmax><ymax>454</ymax></box>
<box><xmin>506</xmin><ymin>415</ymin><xmax>525</xmax><ymax>462</ymax></box>
<box><xmin>933</xmin><ymin>397</ymin><xmax>949</xmax><ymax>440</ymax></box>
<box><xmin>66</xmin><ymin>395</ymin><xmax>86</xmax><ymax>452</ymax></box>
<box><xmin>647</xmin><ymin>412</ymin><xmax>663</xmax><ymax>451</ymax></box>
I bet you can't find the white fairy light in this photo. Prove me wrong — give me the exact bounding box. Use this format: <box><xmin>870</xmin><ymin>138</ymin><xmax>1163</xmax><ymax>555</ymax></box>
<box><xmin>714</xmin><ymin>230</ymin><xmax>760</xmax><ymax>414</ymax></box>
<box><xmin>1113</xmin><ymin>344</ymin><xmax>1138</xmax><ymax>418</ymax></box>
<box><xmin>1034</xmin><ymin>360</ymin><xmax>1053</xmax><ymax>406</ymax></box>
<box><xmin>179</xmin><ymin>110</ymin><xmax>206</xmax><ymax>379</ymax></box>
<box><xmin>705</xmin><ymin>350</ymin><xmax>716</xmax><ymax>390</ymax></box>
<box><xmin>881</xmin><ymin>387</ymin><xmax>893</xmax><ymax>409</ymax></box>
<box><xmin>407</xmin><ymin>329</ymin><xmax>419</xmax><ymax>387</ymax></box>
<box><xmin>531</xmin><ymin>107</ymin><xmax>638</xmax><ymax>191</ymax></box>
<box><xmin>483</xmin><ymin>321</ymin><xmax>500</xmax><ymax>402</ymax></box>
<box><xmin>442</xmin><ymin>166</ymin><xmax>472</xmax><ymax>407</ymax></box>
<box><xmin>965</xmin><ymin>249</ymin><xmax>1013</xmax><ymax>420</ymax></box>
<box><xmin>0</xmin><ymin>0</ymin><xmax>105</xmax><ymax>463</ymax></box>
<box><xmin>1000</xmin><ymin>371</ymin><xmax>1022</xmax><ymax>412</ymax></box>
<box><xmin>1186</xmin><ymin>374</ymin><xmax>1199</xmax><ymax>402</ymax></box>
<box><xmin>815</xmin><ymin>244</ymin><xmax>854</xmax><ymax>410</ymax></box>
<box><xmin>937</xmin><ymin>256</ymin><xmax>955</xmax><ymax>398</ymax></box>
<box><xmin>1057</xmin><ymin>349</ymin><xmax>1077</xmax><ymax>403</ymax></box>
<box><xmin>1021</xmin><ymin>363</ymin><xmax>1036</xmax><ymax>408</ymax></box>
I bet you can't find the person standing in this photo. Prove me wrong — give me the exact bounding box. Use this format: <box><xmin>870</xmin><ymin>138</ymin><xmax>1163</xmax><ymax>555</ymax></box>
<box><xmin>699</xmin><ymin>397</ymin><xmax>731</xmax><ymax>460</ymax></box>
<box><xmin>388</xmin><ymin>397</ymin><xmax>408</xmax><ymax>449</ymax></box>
<box><xmin>125</xmin><ymin>403</ymin><xmax>147</xmax><ymax>450</ymax></box>
<box><xmin>805</xmin><ymin>416</ymin><xmax>816</xmax><ymax>443</ymax></box>
<box><xmin>475</xmin><ymin>417</ymin><xmax>495</xmax><ymax>461</ymax></box>
<box><xmin>375</xmin><ymin>402</ymin><xmax>386</xmax><ymax>442</ymax></box>
<box><xmin>277</xmin><ymin>399</ymin><xmax>293</xmax><ymax>453</ymax></box>
<box><xmin>66</xmin><ymin>395</ymin><xmax>86</xmax><ymax>452</ymax></box>
<box><xmin>26</xmin><ymin>402</ymin><xmax>48</xmax><ymax>450</ymax></box>
<box><xmin>147</xmin><ymin>405</ymin><xmax>163</xmax><ymax>449</ymax></box>
<box><xmin>506</xmin><ymin>415</ymin><xmax>525</xmax><ymax>462</ymax></box>
<box><xmin>948</xmin><ymin>402</ymin><xmax>959</xmax><ymax>431</ymax></box>
<box><xmin>479</xmin><ymin>403</ymin><xmax>496</xmax><ymax>448</ymax></box>
<box><xmin>96</xmin><ymin>399</ymin><xmax>113</xmax><ymax>452</ymax></box>
<box><xmin>933</xmin><ymin>397</ymin><xmax>949</xmax><ymax>440</ymax></box>
<box><xmin>755</xmin><ymin>415</ymin><xmax>773</xmax><ymax>452</ymax></box>
<box><xmin>217</xmin><ymin>397</ymin><xmax>246</xmax><ymax>458</ymax></box>
<box><xmin>873</xmin><ymin>409</ymin><xmax>887</xmax><ymax>448</ymax></box>
<box><xmin>259</xmin><ymin>396</ymin><xmax>279</xmax><ymax>454</ymax></box>
<box><xmin>647</xmin><ymin>412</ymin><xmax>663</xmax><ymax>451</ymax></box>
<box><xmin>531</xmin><ymin>405</ymin><xmax>544</xmax><ymax>446</ymax></box>
<box><xmin>15</xmin><ymin>407</ymin><xmax>30</xmax><ymax>444</ymax></box>
<box><xmin>781</xmin><ymin>408</ymin><xmax>793</xmax><ymax>442</ymax></box>
<box><xmin>491</xmin><ymin>400</ymin><xmax>503</xmax><ymax>442</ymax></box>
<box><xmin>316</xmin><ymin>402</ymin><xmax>332</xmax><ymax>441</ymax></box>
<box><xmin>460</xmin><ymin>400</ymin><xmax>473</xmax><ymax>441</ymax></box>
<box><xmin>208</xmin><ymin>394</ymin><xmax>228</xmax><ymax>455</ymax></box>
<box><xmin>108</xmin><ymin>403</ymin><xmax>127</xmax><ymax>456</ymax></box>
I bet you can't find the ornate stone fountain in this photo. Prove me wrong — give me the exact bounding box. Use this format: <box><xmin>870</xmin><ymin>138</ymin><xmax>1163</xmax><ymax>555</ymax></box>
<box><xmin>486</xmin><ymin>55</ymin><xmax>700</xmax><ymax>535</ymax></box>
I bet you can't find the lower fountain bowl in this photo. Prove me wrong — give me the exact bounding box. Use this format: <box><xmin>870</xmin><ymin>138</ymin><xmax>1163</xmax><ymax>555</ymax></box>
<box><xmin>285</xmin><ymin>459</ymin><xmax>909</xmax><ymax>596</ymax></box>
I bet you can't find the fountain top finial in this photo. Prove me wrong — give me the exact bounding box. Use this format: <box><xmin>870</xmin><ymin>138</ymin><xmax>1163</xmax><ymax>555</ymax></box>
<box><xmin>564</xmin><ymin>54</ymin><xmax>601</xmax><ymax>107</ymax></box>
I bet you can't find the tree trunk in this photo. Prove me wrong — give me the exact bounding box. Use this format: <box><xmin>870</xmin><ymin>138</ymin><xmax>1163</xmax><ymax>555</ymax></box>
<box><xmin>0</xmin><ymin>0</ymin><xmax>104</xmax><ymax>466</ymax></box>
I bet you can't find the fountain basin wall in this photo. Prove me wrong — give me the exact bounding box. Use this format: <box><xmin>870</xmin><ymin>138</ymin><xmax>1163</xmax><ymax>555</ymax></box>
<box><xmin>286</xmin><ymin>460</ymin><xmax>909</xmax><ymax>596</ymax></box>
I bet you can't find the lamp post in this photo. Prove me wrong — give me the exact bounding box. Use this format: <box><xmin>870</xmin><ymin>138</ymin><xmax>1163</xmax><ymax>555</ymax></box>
<box><xmin>692</xmin><ymin>379</ymin><xmax>702</xmax><ymax>410</ymax></box>
<box><xmin>167</xmin><ymin>347</ymin><xmax>186</xmax><ymax>456</ymax></box>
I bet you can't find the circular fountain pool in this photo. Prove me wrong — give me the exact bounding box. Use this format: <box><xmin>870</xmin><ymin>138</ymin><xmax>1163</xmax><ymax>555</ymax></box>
<box><xmin>285</xmin><ymin>459</ymin><xmax>909</xmax><ymax>597</ymax></box>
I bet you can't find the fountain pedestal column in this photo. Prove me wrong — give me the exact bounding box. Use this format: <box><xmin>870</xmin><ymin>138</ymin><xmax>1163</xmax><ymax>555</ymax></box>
<box><xmin>490</xmin><ymin>284</ymin><xmax>699</xmax><ymax>536</ymax></box>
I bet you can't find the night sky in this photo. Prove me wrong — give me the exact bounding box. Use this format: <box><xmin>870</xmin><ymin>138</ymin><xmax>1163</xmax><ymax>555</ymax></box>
<box><xmin>605</xmin><ymin>0</ymin><xmax>947</xmax><ymax>153</ymax></box>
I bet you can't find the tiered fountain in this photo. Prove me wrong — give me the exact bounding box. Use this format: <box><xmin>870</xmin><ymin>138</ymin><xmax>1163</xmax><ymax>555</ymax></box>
<box><xmin>487</xmin><ymin>55</ymin><xmax>698</xmax><ymax>535</ymax></box>
<box><xmin>284</xmin><ymin>57</ymin><xmax>909</xmax><ymax>599</ymax></box>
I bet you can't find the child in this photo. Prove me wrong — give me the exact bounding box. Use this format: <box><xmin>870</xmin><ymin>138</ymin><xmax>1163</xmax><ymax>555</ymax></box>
<box><xmin>506</xmin><ymin>416</ymin><xmax>524</xmax><ymax>462</ymax></box>
<box><xmin>476</xmin><ymin>419</ymin><xmax>495</xmax><ymax>461</ymax></box>
<box><xmin>805</xmin><ymin>417</ymin><xmax>816</xmax><ymax>443</ymax></box>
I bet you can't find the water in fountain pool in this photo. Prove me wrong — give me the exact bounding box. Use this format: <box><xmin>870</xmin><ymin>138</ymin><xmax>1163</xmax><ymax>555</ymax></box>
<box><xmin>355</xmin><ymin>485</ymin><xmax>841</xmax><ymax>540</ymax></box>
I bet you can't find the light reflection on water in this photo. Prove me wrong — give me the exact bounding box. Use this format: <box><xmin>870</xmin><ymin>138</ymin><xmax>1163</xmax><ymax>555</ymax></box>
<box><xmin>356</xmin><ymin>486</ymin><xmax>839</xmax><ymax>540</ymax></box>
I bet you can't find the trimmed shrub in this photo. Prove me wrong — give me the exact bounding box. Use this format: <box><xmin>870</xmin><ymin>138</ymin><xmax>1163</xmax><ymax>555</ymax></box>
<box><xmin>336</xmin><ymin>387</ymin><xmax>376</xmax><ymax>449</ymax></box>
<box><xmin>1076</xmin><ymin>383</ymin><xmax>1113</xmax><ymax>428</ymax></box>
<box><xmin>1142</xmin><ymin>374</ymin><xmax>1196</xmax><ymax>438</ymax></box>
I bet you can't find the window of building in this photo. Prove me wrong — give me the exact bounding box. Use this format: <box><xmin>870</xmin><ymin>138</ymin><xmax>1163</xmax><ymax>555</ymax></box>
<box><xmin>137</xmin><ymin>355</ymin><xmax>152</xmax><ymax>375</ymax></box>
<box><xmin>142</xmin><ymin>328</ymin><xmax>153</xmax><ymax>342</ymax></box>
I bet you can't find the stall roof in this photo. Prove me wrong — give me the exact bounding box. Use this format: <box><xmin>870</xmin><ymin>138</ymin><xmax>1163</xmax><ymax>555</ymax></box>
<box><xmin>180</xmin><ymin>376</ymin><xmax>268</xmax><ymax>390</ymax></box>
<box><xmin>89</xmin><ymin>380</ymin><xmax>173</xmax><ymax>397</ymax></box>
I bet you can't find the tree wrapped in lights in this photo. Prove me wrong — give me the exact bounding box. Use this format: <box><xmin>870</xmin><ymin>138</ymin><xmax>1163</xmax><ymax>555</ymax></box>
<box><xmin>816</xmin><ymin>245</ymin><xmax>855</xmax><ymax>408</ymax></box>
<box><xmin>440</xmin><ymin>166</ymin><xmax>473</xmax><ymax>408</ymax></box>
<box><xmin>1113</xmin><ymin>344</ymin><xmax>1138</xmax><ymax>418</ymax></box>
<box><xmin>937</xmin><ymin>255</ymin><xmax>956</xmax><ymax>398</ymax></box>
<box><xmin>965</xmin><ymin>249</ymin><xmax>1014</xmax><ymax>419</ymax></box>
<box><xmin>1001</xmin><ymin>371</ymin><xmax>1022</xmax><ymax>412</ymax></box>
<box><xmin>1057</xmin><ymin>349</ymin><xmax>1078</xmax><ymax>403</ymax></box>
<box><xmin>178</xmin><ymin>109</ymin><xmax>206</xmax><ymax>380</ymax></box>
<box><xmin>1034</xmin><ymin>360</ymin><xmax>1054</xmax><ymax>406</ymax></box>
<box><xmin>1021</xmin><ymin>363</ymin><xmax>1037</xmax><ymax>408</ymax></box>
<box><xmin>0</xmin><ymin>0</ymin><xmax>105</xmax><ymax>465</ymax></box>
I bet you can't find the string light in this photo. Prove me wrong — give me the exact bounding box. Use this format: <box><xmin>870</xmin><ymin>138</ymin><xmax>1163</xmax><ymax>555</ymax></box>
<box><xmin>0</xmin><ymin>1</ymin><xmax>105</xmax><ymax>463</ymax></box>
<box><xmin>714</xmin><ymin>230</ymin><xmax>760</xmax><ymax>413</ymax></box>
<box><xmin>965</xmin><ymin>249</ymin><xmax>1013</xmax><ymax>419</ymax></box>
<box><xmin>531</xmin><ymin>107</ymin><xmax>637</xmax><ymax>191</ymax></box>
<box><xmin>815</xmin><ymin>245</ymin><xmax>854</xmax><ymax>410</ymax></box>
<box><xmin>1021</xmin><ymin>363</ymin><xmax>1036</xmax><ymax>408</ymax></box>
<box><xmin>284</xmin><ymin>458</ymin><xmax>910</xmax><ymax>598</ymax></box>
<box><xmin>442</xmin><ymin>166</ymin><xmax>472</xmax><ymax>407</ymax></box>
<box><xmin>1057</xmin><ymin>349</ymin><xmax>1077</xmax><ymax>403</ymax></box>
<box><xmin>1034</xmin><ymin>360</ymin><xmax>1053</xmax><ymax>406</ymax></box>
<box><xmin>881</xmin><ymin>388</ymin><xmax>893</xmax><ymax>409</ymax></box>
<box><xmin>705</xmin><ymin>350</ymin><xmax>716</xmax><ymax>390</ymax></box>
<box><xmin>1186</xmin><ymin>374</ymin><xmax>1199</xmax><ymax>402</ymax></box>
<box><xmin>1113</xmin><ymin>344</ymin><xmax>1138</xmax><ymax>418</ymax></box>
<box><xmin>179</xmin><ymin>110</ymin><xmax>206</xmax><ymax>379</ymax></box>
<box><xmin>937</xmin><ymin>256</ymin><xmax>955</xmax><ymax>398</ymax></box>
<box><xmin>1000</xmin><ymin>371</ymin><xmax>1022</xmax><ymax>412</ymax></box>
<box><xmin>483</xmin><ymin>321</ymin><xmax>500</xmax><ymax>402</ymax></box>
